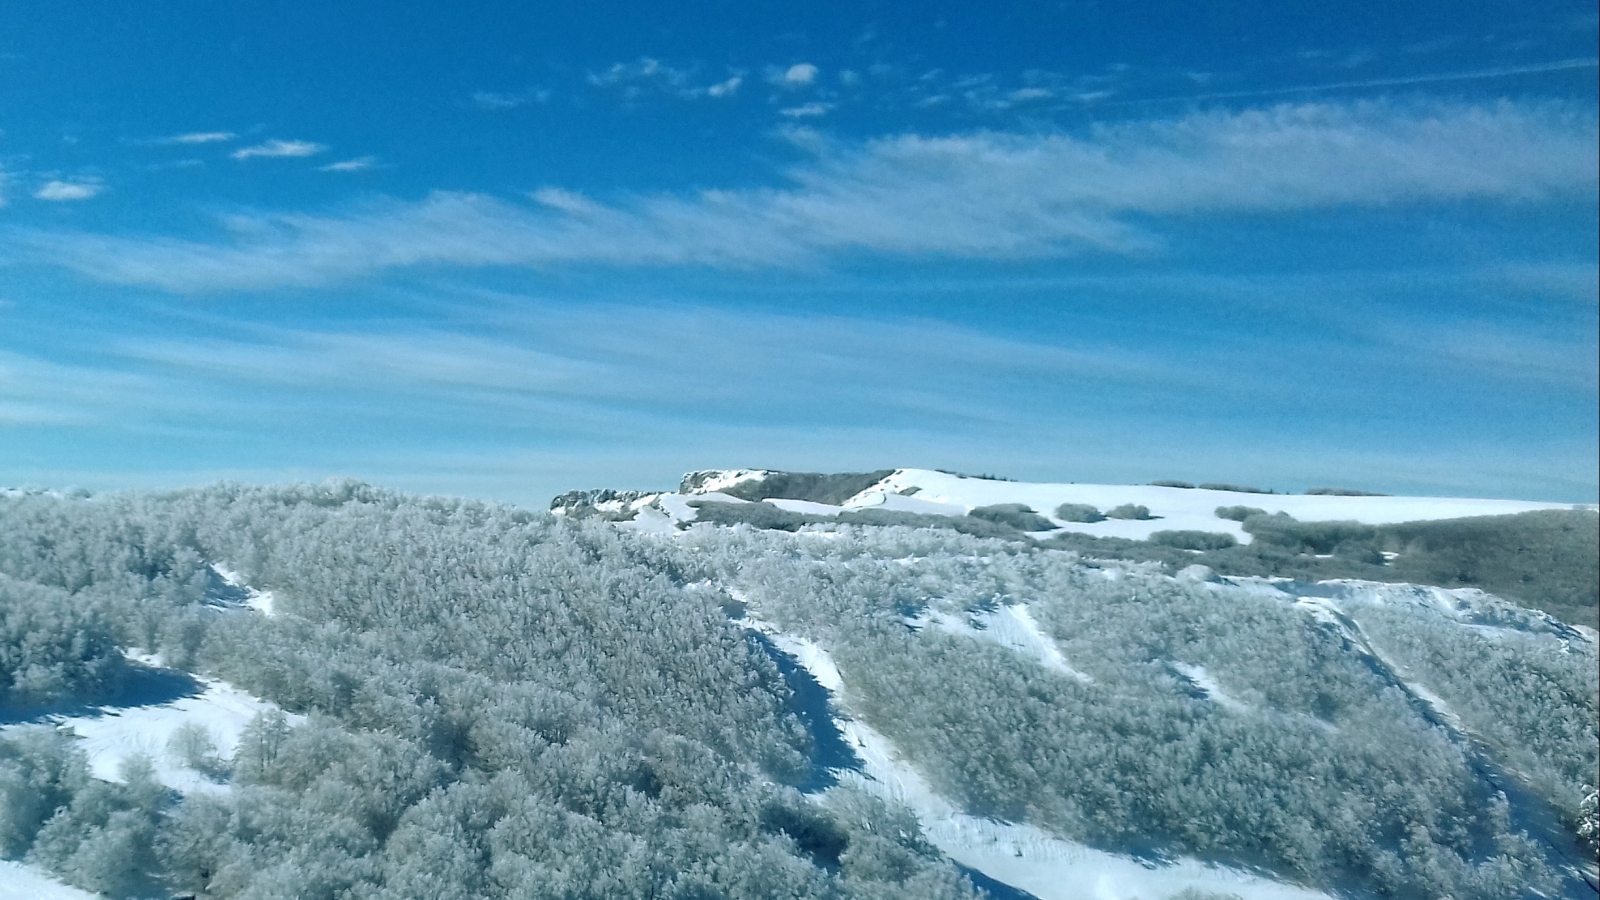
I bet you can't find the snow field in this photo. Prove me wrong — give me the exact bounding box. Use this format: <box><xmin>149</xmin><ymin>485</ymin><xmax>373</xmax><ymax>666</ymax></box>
<box><xmin>852</xmin><ymin>469</ymin><xmax>1589</xmax><ymax>542</ymax></box>
<box><xmin>49</xmin><ymin>673</ymin><xmax>302</xmax><ymax>796</ymax></box>
<box><xmin>0</xmin><ymin>861</ymin><xmax>98</xmax><ymax>900</ymax></box>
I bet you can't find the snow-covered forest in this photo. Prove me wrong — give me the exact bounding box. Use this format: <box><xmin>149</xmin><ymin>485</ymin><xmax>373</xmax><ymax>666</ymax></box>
<box><xmin>0</xmin><ymin>476</ymin><xmax>1596</xmax><ymax>899</ymax></box>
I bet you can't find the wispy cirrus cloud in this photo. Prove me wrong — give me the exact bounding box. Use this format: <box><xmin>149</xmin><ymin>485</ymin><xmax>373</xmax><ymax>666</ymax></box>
<box><xmin>34</xmin><ymin>178</ymin><xmax>105</xmax><ymax>201</ymax></box>
<box><xmin>155</xmin><ymin>131</ymin><xmax>237</xmax><ymax>145</ymax></box>
<box><xmin>0</xmin><ymin>348</ymin><xmax>155</xmax><ymax>424</ymax></box>
<box><xmin>779</xmin><ymin>102</ymin><xmax>832</xmax><ymax>118</ymax></box>
<box><xmin>115</xmin><ymin>303</ymin><xmax>1182</xmax><ymax>430</ymax></box>
<box><xmin>231</xmin><ymin>139</ymin><xmax>327</xmax><ymax>161</ymax></box>
<box><xmin>319</xmin><ymin>156</ymin><xmax>379</xmax><ymax>173</ymax></box>
<box><xmin>588</xmin><ymin>57</ymin><xmax>746</xmax><ymax>100</ymax></box>
<box><xmin>15</xmin><ymin>100</ymin><xmax>1598</xmax><ymax>291</ymax></box>
<box><xmin>1122</xmin><ymin>57</ymin><xmax>1600</xmax><ymax>107</ymax></box>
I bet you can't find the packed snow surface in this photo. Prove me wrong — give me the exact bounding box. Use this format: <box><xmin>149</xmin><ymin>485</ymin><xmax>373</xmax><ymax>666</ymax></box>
<box><xmin>745</xmin><ymin>621</ymin><xmax>1333</xmax><ymax>900</ymax></box>
<box><xmin>1</xmin><ymin>651</ymin><xmax>301</xmax><ymax>798</ymax></box>
<box><xmin>0</xmin><ymin>861</ymin><xmax>97</xmax><ymax>900</ymax></box>
<box><xmin>765</xmin><ymin>498</ymin><xmax>847</xmax><ymax>516</ymax></box>
<box><xmin>49</xmin><ymin>665</ymin><xmax>301</xmax><ymax>795</ymax></box>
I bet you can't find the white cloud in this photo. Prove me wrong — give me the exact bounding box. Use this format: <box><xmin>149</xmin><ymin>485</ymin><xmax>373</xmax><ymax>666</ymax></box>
<box><xmin>529</xmin><ymin>187</ymin><xmax>603</xmax><ymax>215</ymax></box>
<box><xmin>18</xmin><ymin>100</ymin><xmax>1599</xmax><ymax>291</ymax></box>
<box><xmin>779</xmin><ymin>102</ymin><xmax>832</xmax><ymax>118</ymax></box>
<box><xmin>231</xmin><ymin>139</ymin><xmax>327</xmax><ymax>161</ymax></box>
<box><xmin>590</xmin><ymin>57</ymin><xmax>689</xmax><ymax>90</ymax></box>
<box><xmin>319</xmin><ymin>156</ymin><xmax>379</xmax><ymax>173</ymax></box>
<box><xmin>162</xmin><ymin>131</ymin><xmax>237</xmax><ymax>144</ymax></box>
<box><xmin>773</xmin><ymin>63</ymin><xmax>818</xmax><ymax>87</ymax></box>
<box><xmin>706</xmin><ymin>75</ymin><xmax>742</xmax><ymax>97</ymax></box>
<box><xmin>590</xmin><ymin>58</ymin><xmax>745</xmax><ymax>101</ymax></box>
<box><xmin>35</xmin><ymin>179</ymin><xmax>105</xmax><ymax>201</ymax></box>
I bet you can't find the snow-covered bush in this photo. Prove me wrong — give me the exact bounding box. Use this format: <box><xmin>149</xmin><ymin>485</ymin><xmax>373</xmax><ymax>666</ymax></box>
<box><xmin>1149</xmin><ymin>529</ymin><xmax>1237</xmax><ymax>550</ymax></box>
<box><xmin>1053</xmin><ymin>502</ymin><xmax>1105</xmax><ymax>522</ymax></box>
<box><xmin>1104</xmin><ymin>503</ymin><xmax>1154</xmax><ymax>520</ymax></box>
<box><xmin>968</xmin><ymin>503</ymin><xmax>1056</xmax><ymax>532</ymax></box>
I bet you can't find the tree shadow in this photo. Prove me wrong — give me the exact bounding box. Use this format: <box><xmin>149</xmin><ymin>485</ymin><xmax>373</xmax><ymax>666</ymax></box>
<box><xmin>745</xmin><ymin>630</ymin><xmax>864</xmax><ymax>794</ymax></box>
<box><xmin>0</xmin><ymin>661</ymin><xmax>205</xmax><ymax>726</ymax></box>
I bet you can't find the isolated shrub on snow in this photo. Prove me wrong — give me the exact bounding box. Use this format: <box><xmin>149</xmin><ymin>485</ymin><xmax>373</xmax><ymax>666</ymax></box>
<box><xmin>1105</xmin><ymin>504</ymin><xmax>1155</xmax><ymax>520</ymax></box>
<box><xmin>968</xmin><ymin>504</ymin><xmax>1057</xmax><ymax>532</ymax></box>
<box><xmin>1150</xmin><ymin>530</ymin><xmax>1238</xmax><ymax>551</ymax></box>
<box><xmin>166</xmin><ymin>723</ymin><xmax>228</xmax><ymax>780</ymax></box>
<box><xmin>1054</xmin><ymin>503</ymin><xmax>1105</xmax><ymax>523</ymax></box>
<box><xmin>1214</xmin><ymin>506</ymin><xmax>1268</xmax><ymax>523</ymax></box>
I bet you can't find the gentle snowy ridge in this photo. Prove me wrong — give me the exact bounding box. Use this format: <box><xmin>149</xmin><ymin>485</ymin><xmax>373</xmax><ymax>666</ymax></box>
<box><xmin>666</xmin><ymin>468</ymin><xmax>1589</xmax><ymax>543</ymax></box>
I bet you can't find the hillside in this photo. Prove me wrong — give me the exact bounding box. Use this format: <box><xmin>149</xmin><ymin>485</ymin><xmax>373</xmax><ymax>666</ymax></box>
<box><xmin>556</xmin><ymin>468</ymin><xmax>1598</xmax><ymax>629</ymax></box>
<box><xmin>0</xmin><ymin>477</ymin><xmax>1596</xmax><ymax>900</ymax></box>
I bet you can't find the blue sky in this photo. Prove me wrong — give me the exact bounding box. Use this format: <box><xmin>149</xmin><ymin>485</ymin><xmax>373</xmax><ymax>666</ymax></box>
<box><xmin>2</xmin><ymin>1</ymin><xmax>1596</xmax><ymax>506</ymax></box>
